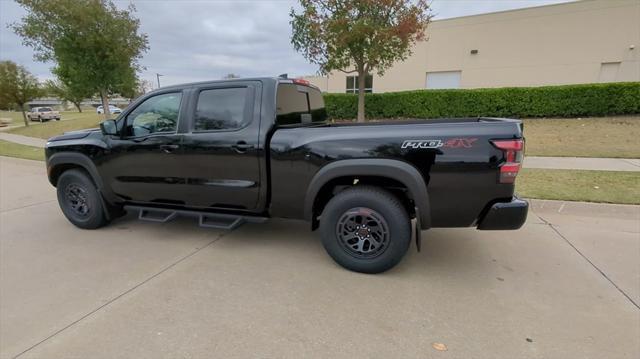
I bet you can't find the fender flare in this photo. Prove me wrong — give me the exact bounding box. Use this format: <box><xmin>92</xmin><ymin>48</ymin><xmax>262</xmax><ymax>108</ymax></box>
<box><xmin>304</xmin><ymin>159</ymin><xmax>431</xmax><ymax>229</ymax></box>
<box><xmin>47</xmin><ymin>152</ymin><xmax>102</xmax><ymax>186</ymax></box>
<box><xmin>47</xmin><ymin>152</ymin><xmax>118</xmax><ymax>205</ymax></box>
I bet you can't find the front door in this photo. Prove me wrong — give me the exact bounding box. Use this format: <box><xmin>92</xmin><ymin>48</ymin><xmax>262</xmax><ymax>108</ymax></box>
<box><xmin>103</xmin><ymin>91</ymin><xmax>189</xmax><ymax>205</ymax></box>
<box><xmin>179</xmin><ymin>83</ymin><xmax>262</xmax><ymax>210</ymax></box>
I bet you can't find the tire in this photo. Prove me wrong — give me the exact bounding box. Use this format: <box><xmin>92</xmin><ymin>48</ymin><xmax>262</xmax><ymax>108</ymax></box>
<box><xmin>56</xmin><ymin>169</ymin><xmax>109</xmax><ymax>229</ymax></box>
<box><xmin>55</xmin><ymin>118</ymin><xmax>60</xmax><ymax>121</ymax></box>
<box><xmin>319</xmin><ymin>186</ymin><xmax>411</xmax><ymax>273</ymax></box>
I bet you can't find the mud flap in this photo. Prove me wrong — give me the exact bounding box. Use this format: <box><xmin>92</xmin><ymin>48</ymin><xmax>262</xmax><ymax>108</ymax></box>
<box><xmin>414</xmin><ymin>206</ymin><xmax>422</xmax><ymax>252</ymax></box>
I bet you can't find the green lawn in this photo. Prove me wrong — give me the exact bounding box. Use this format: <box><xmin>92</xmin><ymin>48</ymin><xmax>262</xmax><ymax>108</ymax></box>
<box><xmin>341</xmin><ymin>115</ymin><xmax>640</xmax><ymax>158</ymax></box>
<box><xmin>0</xmin><ymin>110</ymin><xmax>28</xmax><ymax>124</ymax></box>
<box><xmin>517</xmin><ymin>168</ymin><xmax>640</xmax><ymax>205</ymax></box>
<box><xmin>523</xmin><ymin>116</ymin><xmax>640</xmax><ymax>158</ymax></box>
<box><xmin>0</xmin><ymin>140</ymin><xmax>45</xmax><ymax>161</ymax></box>
<box><xmin>7</xmin><ymin>111</ymin><xmax>104</xmax><ymax>139</ymax></box>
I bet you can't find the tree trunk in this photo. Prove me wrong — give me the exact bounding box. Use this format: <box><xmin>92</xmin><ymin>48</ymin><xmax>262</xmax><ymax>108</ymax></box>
<box><xmin>357</xmin><ymin>67</ymin><xmax>366</xmax><ymax>123</ymax></box>
<box><xmin>74</xmin><ymin>102</ymin><xmax>82</xmax><ymax>112</ymax></box>
<box><xmin>20</xmin><ymin>104</ymin><xmax>29</xmax><ymax>127</ymax></box>
<box><xmin>99</xmin><ymin>89</ymin><xmax>111</xmax><ymax>119</ymax></box>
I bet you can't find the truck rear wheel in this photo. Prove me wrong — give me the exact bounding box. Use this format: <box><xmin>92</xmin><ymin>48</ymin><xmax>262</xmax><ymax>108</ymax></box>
<box><xmin>319</xmin><ymin>186</ymin><xmax>411</xmax><ymax>273</ymax></box>
<box><xmin>56</xmin><ymin>169</ymin><xmax>109</xmax><ymax>229</ymax></box>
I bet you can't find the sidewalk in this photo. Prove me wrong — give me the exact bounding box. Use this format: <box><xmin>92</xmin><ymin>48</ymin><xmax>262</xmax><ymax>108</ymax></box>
<box><xmin>524</xmin><ymin>156</ymin><xmax>640</xmax><ymax>172</ymax></box>
<box><xmin>0</xmin><ymin>133</ymin><xmax>47</xmax><ymax>148</ymax></box>
<box><xmin>1</xmin><ymin>132</ymin><xmax>639</xmax><ymax>172</ymax></box>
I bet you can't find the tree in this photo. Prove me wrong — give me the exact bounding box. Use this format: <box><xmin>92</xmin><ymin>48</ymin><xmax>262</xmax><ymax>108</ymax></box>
<box><xmin>291</xmin><ymin>0</ymin><xmax>432</xmax><ymax>122</ymax></box>
<box><xmin>0</xmin><ymin>61</ymin><xmax>42</xmax><ymax>126</ymax></box>
<box><xmin>0</xmin><ymin>94</ymin><xmax>11</xmax><ymax>111</ymax></box>
<box><xmin>12</xmin><ymin>0</ymin><xmax>148</xmax><ymax>119</ymax></box>
<box><xmin>45</xmin><ymin>79</ymin><xmax>91</xmax><ymax>112</ymax></box>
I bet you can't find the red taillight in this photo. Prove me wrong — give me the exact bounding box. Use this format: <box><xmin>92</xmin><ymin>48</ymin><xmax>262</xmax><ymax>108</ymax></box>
<box><xmin>498</xmin><ymin>163</ymin><xmax>521</xmax><ymax>184</ymax></box>
<box><xmin>492</xmin><ymin>139</ymin><xmax>524</xmax><ymax>162</ymax></box>
<box><xmin>293</xmin><ymin>78</ymin><xmax>310</xmax><ymax>86</ymax></box>
<box><xmin>491</xmin><ymin>139</ymin><xmax>525</xmax><ymax>184</ymax></box>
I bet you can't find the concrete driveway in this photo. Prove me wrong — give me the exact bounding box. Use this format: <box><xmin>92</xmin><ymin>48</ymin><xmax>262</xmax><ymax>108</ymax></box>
<box><xmin>1</xmin><ymin>156</ymin><xmax>638</xmax><ymax>359</ymax></box>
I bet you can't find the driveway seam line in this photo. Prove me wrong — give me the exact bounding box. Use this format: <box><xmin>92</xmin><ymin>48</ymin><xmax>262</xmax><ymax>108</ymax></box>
<box><xmin>1</xmin><ymin>200</ymin><xmax>57</xmax><ymax>214</ymax></box>
<box><xmin>620</xmin><ymin>159</ymin><xmax>640</xmax><ymax>168</ymax></box>
<box><xmin>12</xmin><ymin>229</ymin><xmax>233</xmax><ymax>359</ymax></box>
<box><xmin>539</xmin><ymin>215</ymin><xmax>640</xmax><ymax>311</ymax></box>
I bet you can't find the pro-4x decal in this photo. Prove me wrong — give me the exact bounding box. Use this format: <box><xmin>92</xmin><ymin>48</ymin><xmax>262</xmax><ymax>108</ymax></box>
<box><xmin>401</xmin><ymin>138</ymin><xmax>478</xmax><ymax>149</ymax></box>
<box><xmin>444</xmin><ymin>138</ymin><xmax>477</xmax><ymax>148</ymax></box>
<box><xmin>401</xmin><ymin>139</ymin><xmax>443</xmax><ymax>149</ymax></box>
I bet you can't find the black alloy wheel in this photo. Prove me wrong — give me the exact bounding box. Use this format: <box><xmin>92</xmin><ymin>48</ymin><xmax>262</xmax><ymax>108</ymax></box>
<box><xmin>56</xmin><ymin>169</ymin><xmax>109</xmax><ymax>229</ymax></box>
<box><xmin>320</xmin><ymin>186</ymin><xmax>411</xmax><ymax>273</ymax></box>
<box><xmin>336</xmin><ymin>207</ymin><xmax>390</xmax><ymax>259</ymax></box>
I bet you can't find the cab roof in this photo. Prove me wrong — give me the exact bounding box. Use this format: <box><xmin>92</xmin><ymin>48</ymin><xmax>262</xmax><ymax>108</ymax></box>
<box><xmin>151</xmin><ymin>76</ymin><xmax>319</xmax><ymax>93</ymax></box>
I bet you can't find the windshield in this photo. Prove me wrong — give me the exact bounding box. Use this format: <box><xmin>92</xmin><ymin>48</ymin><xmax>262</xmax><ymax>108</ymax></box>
<box><xmin>39</xmin><ymin>107</ymin><xmax>52</xmax><ymax>112</ymax></box>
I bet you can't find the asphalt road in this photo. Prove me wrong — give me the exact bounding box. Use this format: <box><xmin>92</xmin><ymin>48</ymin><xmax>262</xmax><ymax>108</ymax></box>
<box><xmin>1</xmin><ymin>156</ymin><xmax>638</xmax><ymax>359</ymax></box>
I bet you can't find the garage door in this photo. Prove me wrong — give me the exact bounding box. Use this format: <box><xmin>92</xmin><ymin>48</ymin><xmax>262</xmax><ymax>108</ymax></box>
<box><xmin>426</xmin><ymin>71</ymin><xmax>461</xmax><ymax>89</ymax></box>
<box><xmin>598</xmin><ymin>62</ymin><xmax>621</xmax><ymax>83</ymax></box>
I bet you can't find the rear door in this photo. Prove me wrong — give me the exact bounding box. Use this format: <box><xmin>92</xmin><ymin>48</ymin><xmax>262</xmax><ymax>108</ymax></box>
<box><xmin>179</xmin><ymin>81</ymin><xmax>262</xmax><ymax>210</ymax></box>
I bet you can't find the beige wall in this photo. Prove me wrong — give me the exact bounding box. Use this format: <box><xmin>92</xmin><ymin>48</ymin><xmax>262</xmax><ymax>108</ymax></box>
<box><xmin>307</xmin><ymin>0</ymin><xmax>640</xmax><ymax>93</ymax></box>
<box><xmin>303</xmin><ymin>75</ymin><xmax>329</xmax><ymax>92</ymax></box>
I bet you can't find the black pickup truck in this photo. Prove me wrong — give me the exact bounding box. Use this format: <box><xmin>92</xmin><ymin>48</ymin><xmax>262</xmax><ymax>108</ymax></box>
<box><xmin>45</xmin><ymin>77</ymin><xmax>528</xmax><ymax>273</ymax></box>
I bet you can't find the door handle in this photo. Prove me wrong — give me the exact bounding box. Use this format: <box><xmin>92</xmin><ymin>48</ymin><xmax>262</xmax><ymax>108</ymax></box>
<box><xmin>232</xmin><ymin>141</ymin><xmax>252</xmax><ymax>153</ymax></box>
<box><xmin>160</xmin><ymin>144</ymin><xmax>180</xmax><ymax>153</ymax></box>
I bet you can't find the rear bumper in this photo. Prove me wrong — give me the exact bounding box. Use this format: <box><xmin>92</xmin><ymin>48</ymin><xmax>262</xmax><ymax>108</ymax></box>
<box><xmin>477</xmin><ymin>197</ymin><xmax>528</xmax><ymax>230</ymax></box>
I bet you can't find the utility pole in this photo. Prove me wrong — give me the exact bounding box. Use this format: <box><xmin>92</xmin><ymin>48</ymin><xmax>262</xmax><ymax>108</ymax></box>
<box><xmin>156</xmin><ymin>73</ymin><xmax>163</xmax><ymax>88</ymax></box>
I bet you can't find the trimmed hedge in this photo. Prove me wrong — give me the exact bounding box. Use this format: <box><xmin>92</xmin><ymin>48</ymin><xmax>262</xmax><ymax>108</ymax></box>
<box><xmin>324</xmin><ymin>82</ymin><xmax>640</xmax><ymax>120</ymax></box>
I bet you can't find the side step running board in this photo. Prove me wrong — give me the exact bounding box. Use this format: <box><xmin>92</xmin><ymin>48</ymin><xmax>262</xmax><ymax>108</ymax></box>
<box><xmin>124</xmin><ymin>205</ymin><xmax>268</xmax><ymax>231</ymax></box>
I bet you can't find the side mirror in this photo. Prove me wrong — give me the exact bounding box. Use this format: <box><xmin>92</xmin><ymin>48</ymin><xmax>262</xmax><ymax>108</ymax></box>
<box><xmin>100</xmin><ymin>119</ymin><xmax>118</xmax><ymax>136</ymax></box>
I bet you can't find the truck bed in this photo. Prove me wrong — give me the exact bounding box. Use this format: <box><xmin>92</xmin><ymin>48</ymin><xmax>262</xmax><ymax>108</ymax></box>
<box><xmin>268</xmin><ymin>117</ymin><xmax>523</xmax><ymax>228</ymax></box>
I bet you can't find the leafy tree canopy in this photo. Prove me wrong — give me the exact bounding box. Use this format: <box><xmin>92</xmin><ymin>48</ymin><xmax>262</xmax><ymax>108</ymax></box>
<box><xmin>291</xmin><ymin>0</ymin><xmax>432</xmax><ymax>121</ymax></box>
<box><xmin>12</xmin><ymin>0</ymin><xmax>148</xmax><ymax>117</ymax></box>
<box><xmin>0</xmin><ymin>60</ymin><xmax>43</xmax><ymax>126</ymax></box>
<box><xmin>45</xmin><ymin>79</ymin><xmax>91</xmax><ymax>112</ymax></box>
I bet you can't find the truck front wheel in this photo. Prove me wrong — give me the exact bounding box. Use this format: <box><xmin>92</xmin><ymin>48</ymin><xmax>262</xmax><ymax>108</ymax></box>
<box><xmin>56</xmin><ymin>169</ymin><xmax>109</xmax><ymax>229</ymax></box>
<box><xmin>319</xmin><ymin>186</ymin><xmax>411</xmax><ymax>273</ymax></box>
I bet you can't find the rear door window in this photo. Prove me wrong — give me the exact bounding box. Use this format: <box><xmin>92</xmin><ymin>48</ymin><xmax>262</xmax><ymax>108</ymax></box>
<box><xmin>194</xmin><ymin>87</ymin><xmax>250</xmax><ymax>131</ymax></box>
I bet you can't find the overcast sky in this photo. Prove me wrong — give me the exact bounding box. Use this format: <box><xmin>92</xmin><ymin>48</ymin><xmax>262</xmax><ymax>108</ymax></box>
<box><xmin>0</xmin><ymin>0</ymin><xmax>573</xmax><ymax>88</ymax></box>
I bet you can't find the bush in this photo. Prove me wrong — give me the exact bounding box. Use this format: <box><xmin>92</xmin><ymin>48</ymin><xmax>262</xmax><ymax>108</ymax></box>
<box><xmin>323</xmin><ymin>82</ymin><xmax>640</xmax><ymax>120</ymax></box>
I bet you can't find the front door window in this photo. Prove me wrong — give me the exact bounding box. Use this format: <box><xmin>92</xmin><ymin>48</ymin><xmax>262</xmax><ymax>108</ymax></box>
<box><xmin>124</xmin><ymin>92</ymin><xmax>182</xmax><ymax>137</ymax></box>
